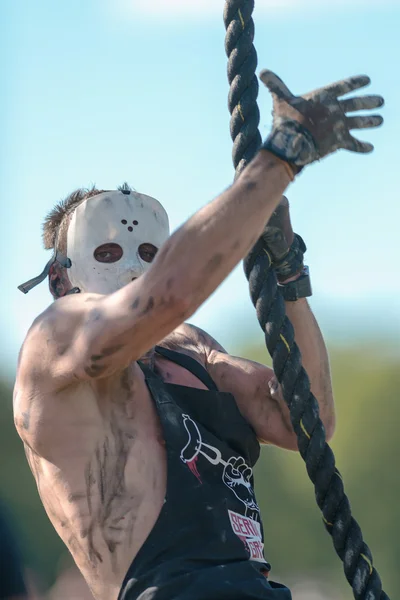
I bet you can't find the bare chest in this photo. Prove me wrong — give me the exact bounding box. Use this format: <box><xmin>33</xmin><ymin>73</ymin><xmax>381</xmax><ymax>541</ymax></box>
<box><xmin>27</xmin><ymin>354</ymin><xmax>208</xmax><ymax>600</ymax></box>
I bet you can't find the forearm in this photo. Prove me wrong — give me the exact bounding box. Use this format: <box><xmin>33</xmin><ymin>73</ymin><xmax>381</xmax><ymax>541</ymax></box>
<box><xmin>94</xmin><ymin>151</ymin><xmax>290</xmax><ymax>370</ymax></box>
<box><xmin>159</xmin><ymin>151</ymin><xmax>291</xmax><ymax>314</ymax></box>
<box><xmin>285</xmin><ymin>299</ymin><xmax>335</xmax><ymax>439</ymax></box>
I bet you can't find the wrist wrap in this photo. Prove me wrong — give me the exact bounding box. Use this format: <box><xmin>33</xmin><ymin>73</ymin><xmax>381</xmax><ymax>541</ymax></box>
<box><xmin>273</xmin><ymin>234</ymin><xmax>307</xmax><ymax>282</ymax></box>
<box><xmin>278</xmin><ymin>266</ymin><xmax>312</xmax><ymax>301</ymax></box>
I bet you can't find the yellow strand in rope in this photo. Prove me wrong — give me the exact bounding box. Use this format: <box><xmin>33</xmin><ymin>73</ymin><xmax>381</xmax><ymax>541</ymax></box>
<box><xmin>238</xmin><ymin>8</ymin><xmax>245</xmax><ymax>29</ymax></box>
<box><xmin>300</xmin><ymin>418</ymin><xmax>311</xmax><ymax>440</ymax></box>
<box><xmin>360</xmin><ymin>553</ymin><xmax>373</xmax><ymax>576</ymax></box>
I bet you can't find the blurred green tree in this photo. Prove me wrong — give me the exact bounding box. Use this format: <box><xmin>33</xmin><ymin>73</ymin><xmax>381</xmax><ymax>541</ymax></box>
<box><xmin>0</xmin><ymin>377</ymin><xmax>67</xmax><ymax>591</ymax></box>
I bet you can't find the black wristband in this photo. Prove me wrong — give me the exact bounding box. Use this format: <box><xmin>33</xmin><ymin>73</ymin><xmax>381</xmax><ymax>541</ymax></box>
<box><xmin>273</xmin><ymin>234</ymin><xmax>306</xmax><ymax>281</ymax></box>
<box><xmin>278</xmin><ymin>266</ymin><xmax>312</xmax><ymax>301</ymax></box>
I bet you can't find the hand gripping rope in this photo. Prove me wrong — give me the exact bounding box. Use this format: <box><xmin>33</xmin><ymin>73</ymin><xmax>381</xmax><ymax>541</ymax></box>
<box><xmin>223</xmin><ymin>1</ymin><xmax>389</xmax><ymax>598</ymax></box>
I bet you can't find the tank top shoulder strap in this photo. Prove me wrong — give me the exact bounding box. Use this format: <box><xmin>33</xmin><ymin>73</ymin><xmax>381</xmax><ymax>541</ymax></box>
<box><xmin>155</xmin><ymin>345</ymin><xmax>219</xmax><ymax>392</ymax></box>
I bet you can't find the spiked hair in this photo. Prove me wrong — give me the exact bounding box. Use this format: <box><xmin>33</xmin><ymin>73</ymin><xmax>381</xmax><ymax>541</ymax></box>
<box><xmin>42</xmin><ymin>186</ymin><xmax>107</xmax><ymax>254</ymax></box>
<box><xmin>42</xmin><ymin>183</ymin><xmax>137</xmax><ymax>254</ymax></box>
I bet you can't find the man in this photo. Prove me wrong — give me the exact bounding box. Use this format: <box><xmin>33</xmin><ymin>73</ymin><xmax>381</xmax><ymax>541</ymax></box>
<box><xmin>14</xmin><ymin>70</ymin><xmax>384</xmax><ymax>600</ymax></box>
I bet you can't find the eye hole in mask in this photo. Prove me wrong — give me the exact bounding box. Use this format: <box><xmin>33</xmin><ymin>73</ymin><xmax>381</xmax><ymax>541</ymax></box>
<box><xmin>94</xmin><ymin>243</ymin><xmax>124</xmax><ymax>263</ymax></box>
<box><xmin>139</xmin><ymin>243</ymin><xmax>158</xmax><ymax>263</ymax></box>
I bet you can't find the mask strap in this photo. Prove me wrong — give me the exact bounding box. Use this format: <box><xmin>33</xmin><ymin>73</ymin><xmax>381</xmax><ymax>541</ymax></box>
<box><xmin>65</xmin><ymin>286</ymin><xmax>80</xmax><ymax>295</ymax></box>
<box><xmin>18</xmin><ymin>250</ymin><xmax>72</xmax><ymax>294</ymax></box>
<box><xmin>18</xmin><ymin>226</ymin><xmax>73</xmax><ymax>294</ymax></box>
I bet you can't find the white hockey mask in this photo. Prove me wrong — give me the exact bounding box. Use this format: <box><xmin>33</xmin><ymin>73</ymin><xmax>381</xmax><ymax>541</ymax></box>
<box><xmin>66</xmin><ymin>190</ymin><xmax>170</xmax><ymax>294</ymax></box>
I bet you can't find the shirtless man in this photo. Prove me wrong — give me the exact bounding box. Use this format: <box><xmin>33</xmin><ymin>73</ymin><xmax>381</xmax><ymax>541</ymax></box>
<box><xmin>14</xmin><ymin>70</ymin><xmax>384</xmax><ymax>600</ymax></box>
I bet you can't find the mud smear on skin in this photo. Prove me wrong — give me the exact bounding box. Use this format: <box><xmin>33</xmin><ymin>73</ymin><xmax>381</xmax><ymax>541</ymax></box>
<box><xmin>131</xmin><ymin>297</ymin><xmax>140</xmax><ymax>310</ymax></box>
<box><xmin>140</xmin><ymin>296</ymin><xmax>154</xmax><ymax>316</ymax></box>
<box><xmin>84</xmin><ymin>363</ymin><xmax>108</xmax><ymax>378</ymax></box>
<box><xmin>83</xmin><ymin>408</ymin><xmax>139</xmax><ymax>573</ymax></box>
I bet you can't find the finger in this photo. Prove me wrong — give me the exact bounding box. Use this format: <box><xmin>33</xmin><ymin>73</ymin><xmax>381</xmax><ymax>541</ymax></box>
<box><xmin>340</xmin><ymin>95</ymin><xmax>384</xmax><ymax>113</ymax></box>
<box><xmin>345</xmin><ymin>136</ymin><xmax>374</xmax><ymax>153</ymax></box>
<box><xmin>347</xmin><ymin>115</ymin><xmax>383</xmax><ymax>130</ymax></box>
<box><xmin>233</xmin><ymin>457</ymin><xmax>243</xmax><ymax>470</ymax></box>
<box><xmin>323</xmin><ymin>75</ymin><xmax>371</xmax><ymax>98</ymax></box>
<box><xmin>237</xmin><ymin>462</ymin><xmax>248</xmax><ymax>475</ymax></box>
<box><xmin>242</xmin><ymin>467</ymin><xmax>252</xmax><ymax>480</ymax></box>
<box><xmin>259</xmin><ymin>70</ymin><xmax>294</xmax><ymax>100</ymax></box>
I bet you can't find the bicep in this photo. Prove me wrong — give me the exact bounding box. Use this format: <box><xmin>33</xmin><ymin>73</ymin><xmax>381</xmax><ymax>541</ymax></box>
<box><xmin>165</xmin><ymin>323</ymin><xmax>298</xmax><ymax>450</ymax></box>
<box><xmin>29</xmin><ymin>276</ymin><xmax>189</xmax><ymax>384</ymax></box>
<box><xmin>76</xmin><ymin>273</ymin><xmax>191</xmax><ymax>379</ymax></box>
<box><xmin>207</xmin><ymin>350</ymin><xmax>299</xmax><ymax>451</ymax></box>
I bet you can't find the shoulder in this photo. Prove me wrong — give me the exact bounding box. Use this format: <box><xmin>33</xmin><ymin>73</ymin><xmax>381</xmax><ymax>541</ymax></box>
<box><xmin>16</xmin><ymin>293</ymin><xmax>102</xmax><ymax>389</ymax></box>
<box><xmin>161</xmin><ymin>322</ymin><xmax>227</xmax><ymax>364</ymax></box>
<box><xmin>22</xmin><ymin>292</ymin><xmax>102</xmax><ymax>339</ymax></box>
<box><xmin>14</xmin><ymin>294</ymin><xmax>104</xmax><ymax>445</ymax></box>
<box><xmin>18</xmin><ymin>294</ymin><xmax>99</xmax><ymax>359</ymax></box>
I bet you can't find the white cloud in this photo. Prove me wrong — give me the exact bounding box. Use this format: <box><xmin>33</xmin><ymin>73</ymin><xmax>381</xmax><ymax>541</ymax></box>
<box><xmin>115</xmin><ymin>0</ymin><xmax>395</xmax><ymax>19</ymax></box>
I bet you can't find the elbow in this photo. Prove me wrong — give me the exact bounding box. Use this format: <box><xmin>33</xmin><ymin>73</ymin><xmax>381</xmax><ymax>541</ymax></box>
<box><xmin>324</xmin><ymin>412</ymin><xmax>336</xmax><ymax>443</ymax></box>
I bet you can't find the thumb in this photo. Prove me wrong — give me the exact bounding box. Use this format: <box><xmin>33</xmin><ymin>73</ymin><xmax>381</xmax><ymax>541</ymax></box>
<box><xmin>259</xmin><ymin>70</ymin><xmax>294</xmax><ymax>100</ymax></box>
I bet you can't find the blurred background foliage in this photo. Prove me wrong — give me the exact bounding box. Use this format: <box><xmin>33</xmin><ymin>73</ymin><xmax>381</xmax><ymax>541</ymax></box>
<box><xmin>1</xmin><ymin>337</ymin><xmax>398</xmax><ymax>598</ymax></box>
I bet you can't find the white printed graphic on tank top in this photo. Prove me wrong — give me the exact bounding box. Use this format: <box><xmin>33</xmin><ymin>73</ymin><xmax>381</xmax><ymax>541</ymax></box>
<box><xmin>179</xmin><ymin>414</ymin><xmax>264</xmax><ymax>561</ymax></box>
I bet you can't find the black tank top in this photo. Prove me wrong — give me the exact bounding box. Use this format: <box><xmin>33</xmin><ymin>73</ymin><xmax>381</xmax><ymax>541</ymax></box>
<box><xmin>118</xmin><ymin>346</ymin><xmax>292</xmax><ymax>600</ymax></box>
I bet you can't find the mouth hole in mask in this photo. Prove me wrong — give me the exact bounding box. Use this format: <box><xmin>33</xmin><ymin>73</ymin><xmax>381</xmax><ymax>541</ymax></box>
<box><xmin>94</xmin><ymin>243</ymin><xmax>123</xmax><ymax>263</ymax></box>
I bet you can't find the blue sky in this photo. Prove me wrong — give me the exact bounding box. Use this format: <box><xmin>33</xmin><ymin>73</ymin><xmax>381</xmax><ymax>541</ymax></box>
<box><xmin>1</xmin><ymin>0</ymin><xmax>399</xmax><ymax>371</ymax></box>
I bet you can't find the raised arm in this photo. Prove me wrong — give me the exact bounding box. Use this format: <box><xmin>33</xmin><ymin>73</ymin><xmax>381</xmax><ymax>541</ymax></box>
<box><xmin>21</xmin><ymin>69</ymin><xmax>384</xmax><ymax>388</ymax></box>
<box><xmin>22</xmin><ymin>151</ymin><xmax>290</xmax><ymax>388</ymax></box>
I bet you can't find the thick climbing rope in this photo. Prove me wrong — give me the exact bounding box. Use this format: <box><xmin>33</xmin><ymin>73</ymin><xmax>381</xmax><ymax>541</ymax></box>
<box><xmin>223</xmin><ymin>1</ymin><xmax>389</xmax><ymax>599</ymax></box>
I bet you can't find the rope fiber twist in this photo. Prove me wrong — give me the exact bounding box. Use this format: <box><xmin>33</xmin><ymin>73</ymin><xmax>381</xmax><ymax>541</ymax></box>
<box><xmin>223</xmin><ymin>1</ymin><xmax>389</xmax><ymax>598</ymax></box>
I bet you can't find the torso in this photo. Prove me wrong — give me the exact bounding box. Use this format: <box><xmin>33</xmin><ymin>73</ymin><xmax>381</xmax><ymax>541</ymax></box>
<box><xmin>15</xmin><ymin>338</ymin><xmax>210</xmax><ymax>600</ymax></box>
